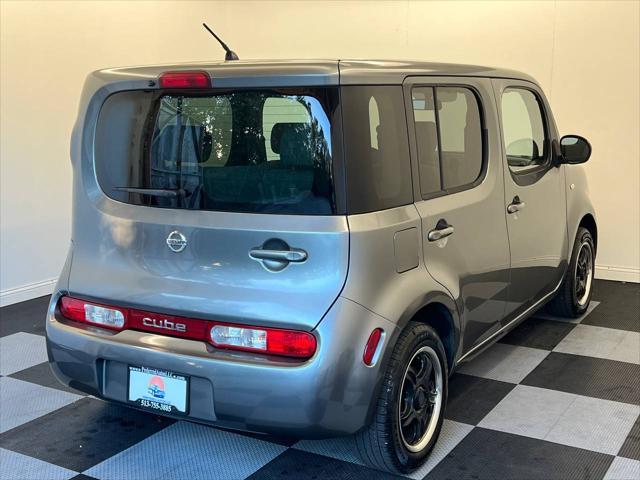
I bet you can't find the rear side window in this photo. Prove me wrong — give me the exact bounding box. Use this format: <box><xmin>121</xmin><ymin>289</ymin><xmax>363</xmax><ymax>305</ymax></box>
<box><xmin>412</xmin><ymin>86</ymin><xmax>484</xmax><ymax>196</ymax></box>
<box><xmin>95</xmin><ymin>88</ymin><xmax>340</xmax><ymax>215</ymax></box>
<box><xmin>412</xmin><ymin>88</ymin><xmax>440</xmax><ymax>195</ymax></box>
<box><xmin>341</xmin><ymin>86</ymin><xmax>413</xmax><ymax>213</ymax></box>
<box><xmin>501</xmin><ymin>88</ymin><xmax>548</xmax><ymax>172</ymax></box>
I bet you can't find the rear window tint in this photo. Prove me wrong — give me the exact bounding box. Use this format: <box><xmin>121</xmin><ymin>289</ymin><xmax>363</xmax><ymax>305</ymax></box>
<box><xmin>341</xmin><ymin>86</ymin><xmax>413</xmax><ymax>213</ymax></box>
<box><xmin>95</xmin><ymin>88</ymin><xmax>340</xmax><ymax>215</ymax></box>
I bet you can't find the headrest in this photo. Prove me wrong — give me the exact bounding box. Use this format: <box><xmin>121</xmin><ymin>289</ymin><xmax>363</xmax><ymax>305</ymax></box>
<box><xmin>279</xmin><ymin>124</ymin><xmax>314</xmax><ymax>167</ymax></box>
<box><xmin>271</xmin><ymin>123</ymin><xmax>306</xmax><ymax>154</ymax></box>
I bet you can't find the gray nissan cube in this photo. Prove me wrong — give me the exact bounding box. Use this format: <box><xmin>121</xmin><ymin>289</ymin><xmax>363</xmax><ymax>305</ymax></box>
<box><xmin>46</xmin><ymin>59</ymin><xmax>595</xmax><ymax>473</ymax></box>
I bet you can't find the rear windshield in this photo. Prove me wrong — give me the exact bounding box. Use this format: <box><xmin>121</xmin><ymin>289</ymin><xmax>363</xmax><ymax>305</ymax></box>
<box><xmin>95</xmin><ymin>88</ymin><xmax>339</xmax><ymax>215</ymax></box>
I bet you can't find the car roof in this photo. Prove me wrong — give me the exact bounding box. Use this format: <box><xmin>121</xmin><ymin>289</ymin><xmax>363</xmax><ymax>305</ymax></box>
<box><xmin>94</xmin><ymin>59</ymin><xmax>538</xmax><ymax>88</ymax></box>
<box><xmin>339</xmin><ymin>59</ymin><xmax>537</xmax><ymax>84</ymax></box>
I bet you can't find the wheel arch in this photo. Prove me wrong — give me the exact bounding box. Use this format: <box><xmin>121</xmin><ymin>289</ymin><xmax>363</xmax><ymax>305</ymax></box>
<box><xmin>564</xmin><ymin>164</ymin><xmax>597</xmax><ymax>259</ymax></box>
<box><xmin>392</xmin><ymin>291</ymin><xmax>461</xmax><ymax>371</ymax></box>
<box><xmin>579</xmin><ymin>213</ymin><xmax>598</xmax><ymax>253</ymax></box>
<box><xmin>361</xmin><ymin>291</ymin><xmax>461</xmax><ymax>430</ymax></box>
<box><xmin>410</xmin><ymin>302</ymin><xmax>458</xmax><ymax>369</ymax></box>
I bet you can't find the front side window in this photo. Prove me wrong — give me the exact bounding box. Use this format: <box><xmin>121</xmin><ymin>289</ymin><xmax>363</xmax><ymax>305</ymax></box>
<box><xmin>412</xmin><ymin>86</ymin><xmax>484</xmax><ymax>196</ymax></box>
<box><xmin>96</xmin><ymin>88</ymin><xmax>339</xmax><ymax>215</ymax></box>
<box><xmin>501</xmin><ymin>88</ymin><xmax>548</xmax><ymax>172</ymax></box>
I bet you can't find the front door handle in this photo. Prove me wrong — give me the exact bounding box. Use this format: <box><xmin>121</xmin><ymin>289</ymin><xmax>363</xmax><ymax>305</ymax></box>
<box><xmin>428</xmin><ymin>220</ymin><xmax>455</xmax><ymax>242</ymax></box>
<box><xmin>249</xmin><ymin>248</ymin><xmax>307</xmax><ymax>263</ymax></box>
<box><xmin>507</xmin><ymin>196</ymin><xmax>526</xmax><ymax>214</ymax></box>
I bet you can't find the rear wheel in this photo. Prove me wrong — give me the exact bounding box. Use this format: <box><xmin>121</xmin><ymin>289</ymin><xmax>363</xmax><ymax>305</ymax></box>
<box><xmin>547</xmin><ymin>227</ymin><xmax>595</xmax><ymax>317</ymax></box>
<box><xmin>355</xmin><ymin>322</ymin><xmax>447</xmax><ymax>473</ymax></box>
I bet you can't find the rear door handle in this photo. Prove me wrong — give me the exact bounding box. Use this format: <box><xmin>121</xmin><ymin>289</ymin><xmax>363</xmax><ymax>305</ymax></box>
<box><xmin>249</xmin><ymin>248</ymin><xmax>307</xmax><ymax>263</ymax></box>
<box><xmin>507</xmin><ymin>196</ymin><xmax>526</xmax><ymax>214</ymax></box>
<box><xmin>428</xmin><ymin>220</ymin><xmax>455</xmax><ymax>242</ymax></box>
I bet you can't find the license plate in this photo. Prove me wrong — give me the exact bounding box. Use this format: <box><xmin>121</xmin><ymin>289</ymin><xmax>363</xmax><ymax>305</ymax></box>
<box><xmin>128</xmin><ymin>366</ymin><xmax>188</xmax><ymax>415</ymax></box>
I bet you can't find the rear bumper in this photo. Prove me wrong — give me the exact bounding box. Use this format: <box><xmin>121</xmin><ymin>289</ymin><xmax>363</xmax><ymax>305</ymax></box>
<box><xmin>46</xmin><ymin>293</ymin><xmax>396</xmax><ymax>438</ymax></box>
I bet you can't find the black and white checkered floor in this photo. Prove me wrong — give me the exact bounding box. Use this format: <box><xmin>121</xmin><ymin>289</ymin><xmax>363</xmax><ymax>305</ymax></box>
<box><xmin>0</xmin><ymin>280</ymin><xmax>638</xmax><ymax>480</ymax></box>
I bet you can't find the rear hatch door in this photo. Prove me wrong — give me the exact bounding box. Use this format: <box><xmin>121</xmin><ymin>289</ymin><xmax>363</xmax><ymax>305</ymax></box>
<box><xmin>69</xmin><ymin>74</ymin><xmax>346</xmax><ymax>331</ymax></box>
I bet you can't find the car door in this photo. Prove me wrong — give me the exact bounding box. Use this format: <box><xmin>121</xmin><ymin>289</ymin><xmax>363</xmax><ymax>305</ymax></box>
<box><xmin>404</xmin><ymin>77</ymin><xmax>510</xmax><ymax>354</ymax></box>
<box><xmin>492</xmin><ymin>79</ymin><xmax>569</xmax><ymax>321</ymax></box>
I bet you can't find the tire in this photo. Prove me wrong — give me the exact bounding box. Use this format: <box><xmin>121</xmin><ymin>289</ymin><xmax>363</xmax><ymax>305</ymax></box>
<box><xmin>355</xmin><ymin>322</ymin><xmax>448</xmax><ymax>474</ymax></box>
<box><xmin>546</xmin><ymin>227</ymin><xmax>595</xmax><ymax>318</ymax></box>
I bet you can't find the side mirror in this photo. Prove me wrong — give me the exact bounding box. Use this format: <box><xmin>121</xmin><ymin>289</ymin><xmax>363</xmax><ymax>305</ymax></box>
<box><xmin>560</xmin><ymin>135</ymin><xmax>591</xmax><ymax>164</ymax></box>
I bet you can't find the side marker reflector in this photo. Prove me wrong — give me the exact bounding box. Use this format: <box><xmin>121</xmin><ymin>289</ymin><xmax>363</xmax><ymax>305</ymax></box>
<box><xmin>363</xmin><ymin>328</ymin><xmax>383</xmax><ymax>366</ymax></box>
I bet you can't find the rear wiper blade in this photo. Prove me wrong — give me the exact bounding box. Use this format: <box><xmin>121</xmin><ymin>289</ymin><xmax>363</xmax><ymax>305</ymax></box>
<box><xmin>113</xmin><ymin>187</ymin><xmax>188</xmax><ymax>198</ymax></box>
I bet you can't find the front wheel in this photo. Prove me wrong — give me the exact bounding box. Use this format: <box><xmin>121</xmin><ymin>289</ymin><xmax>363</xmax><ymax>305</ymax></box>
<box><xmin>355</xmin><ymin>322</ymin><xmax>448</xmax><ymax>473</ymax></box>
<box><xmin>547</xmin><ymin>226</ymin><xmax>595</xmax><ymax>317</ymax></box>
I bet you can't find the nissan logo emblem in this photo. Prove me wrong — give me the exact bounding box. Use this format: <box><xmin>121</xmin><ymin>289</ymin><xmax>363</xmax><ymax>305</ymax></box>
<box><xmin>166</xmin><ymin>230</ymin><xmax>187</xmax><ymax>253</ymax></box>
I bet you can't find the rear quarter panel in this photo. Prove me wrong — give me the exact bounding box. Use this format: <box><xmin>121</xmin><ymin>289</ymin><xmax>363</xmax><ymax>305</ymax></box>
<box><xmin>341</xmin><ymin>206</ymin><xmax>462</xmax><ymax>361</ymax></box>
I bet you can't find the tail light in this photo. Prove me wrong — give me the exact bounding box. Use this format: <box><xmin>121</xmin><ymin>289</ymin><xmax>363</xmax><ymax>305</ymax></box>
<box><xmin>57</xmin><ymin>296</ymin><xmax>316</xmax><ymax>359</ymax></box>
<box><xmin>59</xmin><ymin>297</ymin><xmax>126</xmax><ymax>331</ymax></box>
<box><xmin>210</xmin><ymin>324</ymin><xmax>316</xmax><ymax>359</ymax></box>
<box><xmin>158</xmin><ymin>71</ymin><xmax>211</xmax><ymax>89</ymax></box>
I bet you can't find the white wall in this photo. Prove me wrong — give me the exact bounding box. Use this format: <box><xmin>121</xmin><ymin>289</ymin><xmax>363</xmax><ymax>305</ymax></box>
<box><xmin>1</xmin><ymin>0</ymin><xmax>638</xmax><ymax>306</ymax></box>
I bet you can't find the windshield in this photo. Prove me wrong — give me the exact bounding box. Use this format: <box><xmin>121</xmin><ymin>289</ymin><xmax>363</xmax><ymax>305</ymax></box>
<box><xmin>96</xmin><ymin>87</ymin><xmax>340</xmax><ymax>215</ymax></box>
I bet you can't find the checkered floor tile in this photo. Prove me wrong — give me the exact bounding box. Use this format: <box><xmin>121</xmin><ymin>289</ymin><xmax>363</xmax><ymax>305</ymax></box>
<box><xmin>0</xmin><ymin>279</ymin><xmax>638</xmax><ymax>480</ymax></box>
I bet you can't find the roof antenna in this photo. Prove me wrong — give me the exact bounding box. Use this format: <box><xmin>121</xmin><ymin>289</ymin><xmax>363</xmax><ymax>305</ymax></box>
<box><xmin>202</xmin><ymin>23</ymin><xmax>239</xmax><ymax>61</ymax></box>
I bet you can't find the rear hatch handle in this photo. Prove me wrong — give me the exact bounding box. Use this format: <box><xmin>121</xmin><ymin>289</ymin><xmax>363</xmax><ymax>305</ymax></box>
<box><xmin>249</xmin><ymin>239</ymin><xmax>308</xmax><ymax>272</ymax></box>
<box><xmin>249</xmin><ymin>249</ymin><xmax>307</xmax><ymax>263</ymax></box>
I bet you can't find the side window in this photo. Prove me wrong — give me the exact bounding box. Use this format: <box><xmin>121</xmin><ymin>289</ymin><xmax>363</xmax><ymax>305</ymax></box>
<box><xmin>438</xmin><ymin>88</ymin><xmax>483</xmax><ymax>189</ymax></box>
<box><xmin>368</xmin><ymin>96</ymin><xmax>380</xmax><ymax>149</ymax></box>
<box><xmin>412</xmin><ymin>86</ymin><xmax>484</xmax><ymax>196</ymax></box>
<box><xmin>412</xmin><ymin>88</ymin><xmax>440</xmax><ymax>195</ymax></box>
<box><xmin>341</xmin><ymin>86</ymin><xmax>413</xmax><ymax>214</ymax></box>
<box><xmin>263</xmin><ymin>97</ymin><xmax>311</xmax><ymax>161</ymax></box>
<box><xmin>501</xmin><ymin>88</ymin><xmax>547</xmax><ymax>172</ymax></box>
